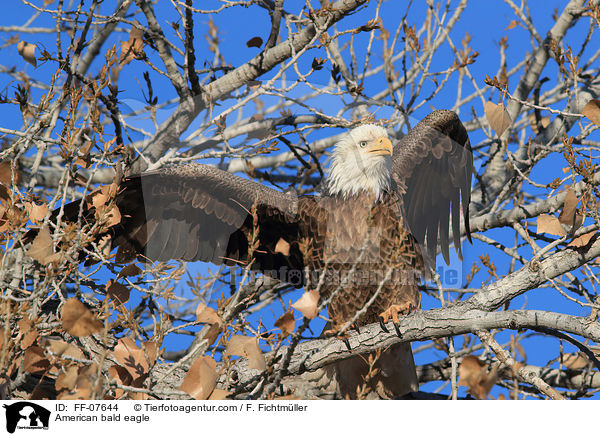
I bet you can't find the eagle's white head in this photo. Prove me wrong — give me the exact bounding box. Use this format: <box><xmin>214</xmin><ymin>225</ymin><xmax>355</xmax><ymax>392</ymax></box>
<box><xmin>326</xmin><ymin>124</ymin><xmax>393</xmax><ymax>201</ymax></box>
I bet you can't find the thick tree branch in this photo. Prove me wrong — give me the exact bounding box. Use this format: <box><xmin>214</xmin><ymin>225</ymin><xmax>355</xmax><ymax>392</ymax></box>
<box><xmin>417</xmin><ymin>360</ymin><xmax>600</xmax><ymax>391</ymax></box>
<box><xmin>224</xmin><ymin>307</ymin><xmax>600</xmax><ymax>389</ymax></box>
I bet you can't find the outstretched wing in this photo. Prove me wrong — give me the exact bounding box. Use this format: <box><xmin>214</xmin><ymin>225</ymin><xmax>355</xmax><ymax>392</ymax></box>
<box><xmin>62</xmin><ymin>163</ymin><xmax>321</xmax><ymax>274</ymax></box>
<box><xmin>392</xmin><ymin>110</ymin><xmax>473</xmax><ymax>266</ymax></box>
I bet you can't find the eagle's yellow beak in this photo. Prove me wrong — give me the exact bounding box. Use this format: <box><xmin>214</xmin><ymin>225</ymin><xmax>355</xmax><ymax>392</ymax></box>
<box><xmin>367</xmin><ymin>137</ymin><xmax>393</xmax><ymax>156</ymax></box>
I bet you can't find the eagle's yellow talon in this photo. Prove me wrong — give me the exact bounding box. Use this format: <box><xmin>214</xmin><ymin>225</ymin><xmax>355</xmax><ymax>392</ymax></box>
<box><xmin>379</xmin><ymin>302</ymin><xmax>414</xmax><ymax>324</ymax></box>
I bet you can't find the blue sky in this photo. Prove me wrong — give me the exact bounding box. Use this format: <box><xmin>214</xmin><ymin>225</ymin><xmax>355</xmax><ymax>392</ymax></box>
<box><xmin>2</xmin><ymin>0</ymin><xmax>596</xmax><ymax>398</ymax></box>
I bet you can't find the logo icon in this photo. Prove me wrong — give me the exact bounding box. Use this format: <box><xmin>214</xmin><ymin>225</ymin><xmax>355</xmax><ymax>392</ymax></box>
<box><xmin>3</xmin><ymin>402</ymin><xmax>50</xmax><ymax>433</ymax></box>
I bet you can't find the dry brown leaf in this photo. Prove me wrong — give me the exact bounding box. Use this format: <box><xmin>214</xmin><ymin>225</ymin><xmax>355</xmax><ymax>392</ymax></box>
<box><xmin>117</xmin><ymin>263</ymin><xmax>142</xmax><ymax>279</ymax></box>
<box><xmin>26</xmin><ymin>226</ymin><xmax>62</xmax><ymax>265</ymax></box>
<box><xmin>536</xmin><ymin>214</ymin><xmax>566</xmax><ymax>237</ymax></box>
<box><xmin>0</xmin><ymin>207</ymin><xmax>8</xmax><ymax>233</ymax></box>
<box><xmin>275</xmin><ymin>238</ymin><xmax>291</xmax><ymax>256</ymax></box>
<box><xmin>108</xmin><ymin>364</ymin><xmax>135</xmax><ymax>399</ymax></box>
<box><xmin>0</xmin><ymin>161</ymin><xmax>20</xmax><ymax>186</ymax></box>
<box><xmin>458</xmin><ymin>355</ymin><xmax>498</xmax><ymax>399</ymax></box>
<box><xmin>195</xmin><ymin>303</ymin><xmax>223</xmax><ymax>344</ymax></box>
<box><xmin>505</xmin><ymin>20</ymin><xmax>518</xmax><ymax>30</ymax></box>
<box><xmin>119</xmin><ymin>27</ymin><xmax>145</xmax><ymax>64</ymax></box>
<box><xmin>246</xmin><ymin>36</ymin><xmax>263</xmax><ymax>48</ymax></box>
<box><xmin>77</xmin><ymin>155</ymin><xmax>93</xmax><ymax>169</ymax></box>
<box><xmin>0</xmin><ymin>204</ymin><xmax>8</xmax><ymax>233</ymax></box>
<box><xmin>560</xmin><ymin>352</ymin><xmax>589</xmax><ymax>370</ymax></box>
<box><xmin>17</xmin><ymin>316</ymin><xmax>38</xmax><ymax>349</ymax></box>
<box><xmin>17</xmin><ymin>41</ymin><xmax>37</xmax><ymax>67</ymax></box>
<box><xmin>101</xmin><ymin>204</ymin><xmax>122</xmax><ymax>227</ymax></box>
<box><xmin>61</xmin><ymin>298</ymin><xmax>103</xmax><ymax>337</ymax></box>
<box><xmin>57</xmin><ymin>364</ymin><xmax>98</xmax><ymax>400</ymax></box>
<box><xmin>292</xmin><ymin>290</ymin><xmax>319</xmax><ymax>319</ymax></box>
<box><xmin>0</xmin><ymin>196</ymin><xmax>8</xmax><ymax>223</ymax></box>
<box><xmin>20</xmin><ymin>329</ymin><xmax>38</xmax><ymax>349</ymax></box>
<box><xmin>527</xmin><ymin>113</ymin><xmax>550</xmax><ymax>134</ymax></box>
<box><xmin>274</xmin><ymin>311</ymin><xmax>295</xmax><ymax>335</ymax></box>
<box><xmin>582</xmin><ymin>99</ymin><xmax>600</xmax><ymax>126</ymax></box>
<box><xmin>87</xmin><ymin>183</ymin><xmax>119</xmax><ymax>210</ymax></box>
<box><xmin>558</xmin><ymin>188</ymin><xmax>579</xmax><ymax>226</ymax></box>
<box><xmin>23</xmin><ymin>346</ymin><xmax>49</xmax><ymax>374</ymax></box>
<box><xmin>18</xmin><ymin>316</ymin><xmax>33</xmax><ymax>331</ymax></box>
<box><xmin>26</xmin><ymin>225</ymin><xmax>53</xmax><ymax>261</ymax></box>
<box><xmin>196</xmin><ymin>302</ymin><xmax>222</xmax><ymax>325</ymax></box>
<box><xmin>572</xmin><ymin>214</ymin><xmax>584</xmax><ymax>234</ymax></box>
<box><xmin>56</xmin><ymin>366</ymin><xmax>79</xmax><ymax>392</ymax></box>
<box><xmin>106</xmin><ymin>280</ymin><xmax>130</xmax><ymax>305</ymax></box>
<box><xmin>201</xmin><ymin>324</ymin><xmax>221</xmax><ymax>346</ymax></box>
<box><xmin>75</xmin><ymin>156</ymin><xmax>91</xmax><ymax>169</ymax></box>
<box><xmin>179</xmin><ymin>356</ymin><xmax>217</xmax><ymax>400</ymax></box>
<box><xmin>225</xmin><ymin>335</ymin><xmax>266</xmax><ymax>371</ymax></box>
<box><xmin>557</xmin><ymin>196</ymin><xmax>583</xmax><ymax>232</ymax></box>
<box><xmin>109</xmin><ymin>364</ymin><xmax>133</xmax><ymax>384</ymax></box>
<box><xmin>85</xmin><ymin>183</ymin><xmax>121</xmax><ymax>227</ymax></box>
<box><xmin>113</xmin><ymin>337</ymin><xmax>157</xmax><ymax>379</ymax></box>
<box><xmin>25</xmin><ymin>202</ymin><xmax>48</xmax><ymax>223</ymax></box>
<box><xmin>569</xmin><ymin>231</ymin><xmax>596</xmax><ymax>247</ymax></box>
<box><xmin>484</xmin><ymin>101</ymin><xmax>512</xmax><ymax>136</ymax></box>
<box><xmin>458</xmin><ymin>355</ymin><xmax>485</xmax><ymax>387</ymax></box>
<box><xmin>20</xmin><ymin>326</ymin><xmax>38</xmax><ymax>349</ymax></box>
<box><xmin>208</xmin><ymin>389</ymin><xmax>230</xmax><ymax>400</ymax></box>
<box><xmin>75</xmin><ymin>139</ymin><xmax>93</xmax><ymax>169</ymax></box>
<box><xmin>43</xmin><ymin>339</ymin><xmax>85</xmax><ymax>360</ymax></box>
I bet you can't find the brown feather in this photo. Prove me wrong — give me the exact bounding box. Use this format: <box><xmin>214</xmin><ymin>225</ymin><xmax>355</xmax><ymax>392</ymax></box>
<box><xmin>393</xmin><ymin>109</ymin><xmax>473</xmax><ymax>266</ymax></box>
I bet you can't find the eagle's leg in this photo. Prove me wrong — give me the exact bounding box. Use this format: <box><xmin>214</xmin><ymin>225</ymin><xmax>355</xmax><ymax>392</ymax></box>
<box><xmin>322</xmin><ymin>324</ymin><xmax>353</xmax><ymax>351</ymax></box>
<box><xmin>379</xmin><ymin>302</ymin><xmax>414</xmax><ymax>337</ymax></box>
<box><xmin>328</xmin><ymin>293</ymin><xmax>420</xmax><ymax>399</ymax></box>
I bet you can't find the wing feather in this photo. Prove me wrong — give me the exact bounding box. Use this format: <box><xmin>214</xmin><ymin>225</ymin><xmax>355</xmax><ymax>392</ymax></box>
<box><xmin>438</xmin><ymin>191</ymin><xmax>451</xmax><ymax>265</ymax></box>
<box><xmin>57</xmin><ymin>163</ymin><xmax>324</xmax><ymax>279</ymax></box>
<box><xmin>393</xmin><ymin>110</ymin><xmax>472</xmax><ymax>267</ymax></box>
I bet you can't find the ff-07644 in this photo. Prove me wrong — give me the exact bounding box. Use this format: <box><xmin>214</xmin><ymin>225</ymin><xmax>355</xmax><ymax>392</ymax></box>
<box><xmin>72</xmin><ymin>404</ymin><xmax>119</xmax><ymax>412</ymax></box>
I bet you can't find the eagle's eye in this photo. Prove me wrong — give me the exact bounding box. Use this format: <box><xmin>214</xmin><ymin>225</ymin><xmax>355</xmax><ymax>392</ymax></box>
<box><xmin>359</xmin><ymin>141</ymin><xmax>367</xmax><ymax>148</ymax></box>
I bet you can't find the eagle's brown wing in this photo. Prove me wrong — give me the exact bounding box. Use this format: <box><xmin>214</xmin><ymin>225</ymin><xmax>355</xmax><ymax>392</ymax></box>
<box><xmin>61</xmin><ymin>163</ymin><xmax>323</xmax><ymax>275</ymax></box>
<box><xmin>393</xmin><ymin>109</ymin><xmax>473</xmax><ymax>266</ymax></box>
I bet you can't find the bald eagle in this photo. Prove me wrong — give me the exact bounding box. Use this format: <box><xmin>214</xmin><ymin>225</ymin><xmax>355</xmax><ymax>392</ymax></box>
<box><xmin>48</xmin><ymin>109</ymin><xmax>472</xmax><ymax>398</ymax></box>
